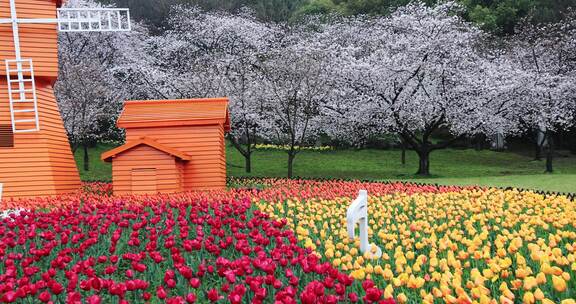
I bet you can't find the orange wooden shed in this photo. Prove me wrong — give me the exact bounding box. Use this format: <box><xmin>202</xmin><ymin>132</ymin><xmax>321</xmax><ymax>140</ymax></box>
<box><xmin>0</xmin><ymin>0</ymin><xmax>81</xmax><ymax>199</ymax></box>
<box><xmin>101</xmin><ymin>98</ymin><xmax>231</xmax><ymax>195</ymax></box>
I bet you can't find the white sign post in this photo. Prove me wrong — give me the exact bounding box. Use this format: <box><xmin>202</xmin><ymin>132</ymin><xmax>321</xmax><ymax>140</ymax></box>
<box><xmin>0</xmin><ymin>183</ymin><xmax>3</xmax><ymax>202</ymax></box>
<box><xmin>347</xmin><ymin>190</ymin><xmax>382</xmax><ymax>259</ymax></box>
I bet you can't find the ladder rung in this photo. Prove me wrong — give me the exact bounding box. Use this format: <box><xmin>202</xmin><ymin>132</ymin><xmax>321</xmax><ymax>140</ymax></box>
<box><xmin>12</xmin><ymin>100</ymin><xmax>35</xmax><ymax>103</ymax></box>
<box><xmin>13</xmin><ymin>109</ymin><xmax>35</xmax><ymax>113</ymax></box>
<box><xmin>11</xmin><ymin>89</ymin><xmax>34</xmax><ymax>93</ymax></box>
<box><xmin>6</xmin><ymin>59</ymin><xmax>32</xmax><ymax>63</ymax></box>
<box><xmin>14</xmin><ymin>129</ymin><xmax>39</xmax><ymax>133</ymax></box>
<box><xmin>14</xmin><ymin>119</ymin><xmax>36</xmax><ymax>123</ymax></box>
<box><xmin>8</xmin><ymin>69</ymin><xmax>32</xmax><ymax>73</ymax></box>
<box><xmin>9</xmin><ymin>79</ymin><xmax>33</xmax><ymax>83</ymax></box>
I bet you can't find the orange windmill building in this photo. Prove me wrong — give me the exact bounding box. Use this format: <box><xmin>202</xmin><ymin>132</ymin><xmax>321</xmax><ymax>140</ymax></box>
<box><xmin>0</xmin><ymin>0</ymin><xmax>130</xmax><ymax>199</ymax></box>
<box><xmin>101</xmin><ymin>98</ymin><xmax>231</xmax><ymax>195</ymax></box>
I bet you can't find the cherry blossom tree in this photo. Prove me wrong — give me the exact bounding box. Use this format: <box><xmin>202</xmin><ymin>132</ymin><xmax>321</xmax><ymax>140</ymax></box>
<box><xmin>121</xmin><ymin>6</ymin><xmax>278</xmax><ymax>173</ymax></box>
<box><xmin>320</xmin><ymin>2</ymin><xmax>524</xmax><ymax>176</ymax></box>
<box><xmin>55</xmin><ymin>0</ymin><xmax>147</xmax><ymax>171</ymax></box>
<box><xmin>258</xmin><ymin>25</ymin><xmax>339</xmax><ymax>178</ymax></box>
<box><xmin>509</xmin><ymin>13</ymin><xmax>576</xmax><ymax>172</ymax></box>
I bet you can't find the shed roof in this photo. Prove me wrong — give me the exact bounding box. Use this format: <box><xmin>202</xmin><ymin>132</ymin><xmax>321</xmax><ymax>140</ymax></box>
<box><xmin>101</xmin><ymin>137</ymin><xmax>191</xmax><ymax>162</ymax></box>
<box><xmin>117</xmin><ymin>98</ymin><xmax>231</xmax><ymax>131</ymax></box>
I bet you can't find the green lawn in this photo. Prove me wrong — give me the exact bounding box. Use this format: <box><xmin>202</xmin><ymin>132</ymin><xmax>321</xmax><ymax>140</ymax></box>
<box><xmin>74</xmin><ymin>144</ymin><xmax>116</xmax><ymax>182</ymax></box>
<box><xmin>76</xmin><ymin>143</ymin><xmax>576</xmax><ymax>193</ymax></box>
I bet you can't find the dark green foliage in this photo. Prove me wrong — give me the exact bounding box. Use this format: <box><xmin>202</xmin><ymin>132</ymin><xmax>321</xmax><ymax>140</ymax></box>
<box><xmin>99</xmin><ymin>0</ymin><xmax>574</xmax><ymax>34</ymax></box>
<box><xmin>98</xmin><ymin>0</ymin><xmax>306</xmax><ymax>32</ymax></box>
<box><xmin>463</xmin><ymin>0</ymin><xmax>576</xmax><ymax>34</ymax></box>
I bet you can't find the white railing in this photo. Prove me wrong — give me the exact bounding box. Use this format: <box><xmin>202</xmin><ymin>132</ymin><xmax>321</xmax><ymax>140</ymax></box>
<box><xmin>57</xmin><ymin>8</ymin><xmax>131</xmax><ymax>32</ymax></box>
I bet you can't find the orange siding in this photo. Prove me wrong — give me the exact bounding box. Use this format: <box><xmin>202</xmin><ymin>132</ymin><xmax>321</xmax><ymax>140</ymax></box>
<box><xmin>0</xmin><ymin>0</ymin><xmax>59</xmax><ymax>78</ymax></box>
<box><xmin>125</xmin><ymin>124</ymin><xmax>227</xmax><ymax>190</ymax></box>
<box><xmin>111</xmin><ymin>145</ymin><xmax>181</xmax><ymax>195</ymax></box>
<box><xmin>131</xmin><ymin>168</ymin><xmax>157</xmax><ymax>195</ymax></box>
<box><xmin>117</xmin><ymin>98</ymin><xmax>230</xmax><ymax>130</ymax></box>
<box><xmin>0</xmin><ymin>79</ymin><xmax>81</xmax><ymax>199</ymax></box>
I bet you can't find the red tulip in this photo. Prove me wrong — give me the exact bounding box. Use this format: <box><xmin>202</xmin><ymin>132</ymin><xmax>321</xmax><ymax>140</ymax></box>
<box><xmin>300</xmin><ymin>291</ymin><xmax>316</xmax><ymax>304</ymax></box>
<box><xmin>179</xmin><ymin>266</ymin><xmax>193</xmax><ymax>280</ymax></box>
<box><xmin>143</xmin><ymin>292</ymin><xmax>152</xmax><ymax>301</ymax></box>
<box><xmin>38</xmin><ymin>291</ymin><xmax>51</xmax><ymax>303</ymax></box>
<box><xmin>2</xmin><ymin>291</ymin><xmax>17</xmax><ymax>303</ymax></box>
<box><xmin>157</xmin><ymin>286</ymin><xmax>167</xmax><ymax>299</ymax></box>
<box><xmin>132</xmin><ymin>262</ymin><xmax>147</xmax><ymax>272</ymax></box>
<box><xmin>364</xmin><ymin>287</ymin><xmax>382</xmax><ymax>303</ymax></box>
<box><xmin>207</xmin><ymin>289</ymin><xmax>220</xmax><ymax>302</ymax></box>
<box><xmin>66</xmin><ymin>292</ymin><xmax>81</xmax><ymax>304</ymax></box>
<box><xmin>49</xmin><ymin>282</ymin><xmax>64</xmax><ymax>295</ymax></box>
<box><xmin>125</xmin><ymin>269</ymin><xmax>134</xmax><ymax>278</ymax></box>
<box><xmin>186</xmin><ymin>293</ymin><xmax>197</xmax><ymax>303</ymax></box>
<box><xmin>189</xmin><ymin>278</ymin><xmax>201</xmax><ymax>289</ymax></box>
<box><xmin>166</xmin><ymin>278</ymin><xmax>177</xmax><ymax>289</ymax></box>
<box><xmin>86</xmin><ymin>295</ymin><xmax>101</xmax><ymax>304</ymax></box>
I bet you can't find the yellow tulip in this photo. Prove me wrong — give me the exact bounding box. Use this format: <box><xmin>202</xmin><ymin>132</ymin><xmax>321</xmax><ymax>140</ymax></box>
<box><xmin>499</xmin><ymin>295</ymin><xmax>514</xmax><ymax>304</ymax></box>
<box><xmin>351</xmin><ymin>269</ymin><xmax>365</xmax><ymax>280</ymax></box>
<box><xmin>502</xmin><ymin>288</ymin><xmax>514</xmax><ymax>300</ymax></box>
<box><xmin>523</xmin><ymin>276</ymin><xmax>538</xmax><ymax>290</ymax></box>
<box><xmin>383</xmin><ymin>268</ymin><xmax>394</xmax><ymax>281</ymax></box>
<box><xmin>384</xmin><ymin>284</ymin><xmax>394</xmax><ymax>299</ymax></box>
<box><xmin>332</xmin><ymin>258</ymin><xmax>341</xmax><ymax>267</ymax></box>
<box><xmin>533</xmin><ymin>288</ymin><xmax>544</xmax><ymax>301</ymax></box>
<box><xmin>397</xmin><ymin>293</ymin><xmax>407</xmax><ymax>304</ymax></box>
<box><xmin>552</xmin><ymin>275</ymin><xmax>567</xmax><ymax>292</ymax></box>
<box><xmin>522</xmin><ymin>292</ymin><xmax>534</xmax><ymax>304</ymax></box>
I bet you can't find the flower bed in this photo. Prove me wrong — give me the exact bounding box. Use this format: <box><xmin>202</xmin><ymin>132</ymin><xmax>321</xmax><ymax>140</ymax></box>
<box><xmin>1</xmin><ymin>178</ymin><xmax>462</xmax><ymax>211</ymax></box>
<box><xmin>2</xmin><ymin>178</ymin><xmax>573</xmax><ymax>303</ymax></box>
<box><xmin>257</xmin><ymin>187</ymin><xmax>576</xmax><ymax>304</ymax></box>
<box><xmin>254</xmin><ymin>144</ymin><xmax>334</xmax><ymax>151</ymax></box>
<box><xmin>0</xmin><ymin>198</ymin><xmax>363</xmax><ymax>303</ymax></box>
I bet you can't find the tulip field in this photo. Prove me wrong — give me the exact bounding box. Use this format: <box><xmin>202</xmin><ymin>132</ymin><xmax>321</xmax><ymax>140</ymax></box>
<box><xmin>0</xmin><ymin>179</ymin><xmax>575</xmax><ymax>303</ymax></box>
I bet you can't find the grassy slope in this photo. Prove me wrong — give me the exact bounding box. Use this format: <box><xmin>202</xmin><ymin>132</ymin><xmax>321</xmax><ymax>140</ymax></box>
<box><xmin>76</xmin><ymin>143</ymin><xmax>576</xmax><ymax>193</ymax></box>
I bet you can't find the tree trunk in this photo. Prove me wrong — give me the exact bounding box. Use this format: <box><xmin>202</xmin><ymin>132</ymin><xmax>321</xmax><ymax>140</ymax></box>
<box><xmin>227</xmin><ymin>134</ymin><xmax>253</xmax><ymax>174</ymax></box>
<box><xmin>287</xmin><ymin>152</ymin><xmax>296</xmax><ymax>178</ymax></box>
<box><xmin>83</xmin><ymin>143</ymin><xmax>90</xmax><ymax>172</ymax></box>
<box><xmin>475</xmin><ymin>134</ymin><xmax>486</xmax><ymax>151</ymax></box>
<box><xmin>535</xmin><ymin>144</ymin><xmax>542</xmax><ymax>161</ymax></box>
<box><xmin>416</xmin><ymin>150</ymin><xmax>430</xmax><ymax>176</ymax></box>
<box><xmin>535</xmin><ymin>129</ymin><xmax>546</xmax><ymax>161</ymax></box>
<box><xmin>545</xmin><ymin>133</ymin><xmax>553</xmax><ymax>173</ymax></box>
<box><xmin>245</xmin><ymin>154</ymin><xmax>252</xmax><ymax>174</ymax></box>
<box><xmin>400</xmin><ymin>140</ymin><xmax>406</xmax><ymax>165</ymax></box>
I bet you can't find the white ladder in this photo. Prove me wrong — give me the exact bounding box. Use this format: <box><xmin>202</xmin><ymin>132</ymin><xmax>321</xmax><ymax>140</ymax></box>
<box><xmin>5</xmin><ymin>59</ymin><xmax>40</xmax><ymax>133</ymax></box>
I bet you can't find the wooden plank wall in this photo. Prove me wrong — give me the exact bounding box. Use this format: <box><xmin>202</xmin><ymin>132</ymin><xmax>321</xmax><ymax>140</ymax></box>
<box><xmin>0</xmin><ymin>80</ymin><xmax>80</xmax><ymax>198</ymax></box>
<box><xmin>125</xmin><ymin>124</ymin><xmax>227</xmax><ymax>190</ymax></box>
<box><xmin>111</xmin><ymin>145</ymin><xmax>181</xmax><ymax>195</ymax></box>
<box><xmin>131</xmin><ymin>168</ymin><xmax>157</xmax><ymax>195</ymax></box>
<box><xmin>0</xmin><ymin>0</ymin><xmax>59</xmax><ymax>78</ymax></box>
